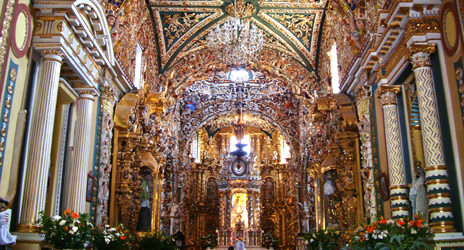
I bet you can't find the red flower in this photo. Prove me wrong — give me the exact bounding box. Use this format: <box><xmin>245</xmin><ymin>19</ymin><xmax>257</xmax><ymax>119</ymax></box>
<box><xmin>64</xmin><ymin>226</ymin><xmax>68</xmax><ymax>231</ymax></box>
<box><xmin>64</xmin><ymin>209</ymin><xmax>70</xmax><ymax>215</ymax></box>
<box><xmin>366</xmin><ymin>226</ymin><xmax>375</xmax><ymax>233</ymax></box>
<box><xmin>397</xmin><ymin>220</ymin><xmax>406</xmax><ymax>226</ymax></box>
<box><xmin>120</xmin><ymin>236</ymin><xmax>126</xmax><ymax>240</ymax></box>
<box><xmin>380</xmin><ymin>219</ymin><xmax>387</xmax><ymax>224</ymax></box>
<box><xmin>409</xmin><ymin>220</ymin><xmax>415</xmax><ymax>227</ymax></box>
<box><xmin>72</xmin><ymin>212</ymin><xmax>79</xmax><ymax>219</ymax></box>
<box><xmin>416</xmin><ymin>219</ymin><xmax>423</xmax><ymax>227</ymax></box>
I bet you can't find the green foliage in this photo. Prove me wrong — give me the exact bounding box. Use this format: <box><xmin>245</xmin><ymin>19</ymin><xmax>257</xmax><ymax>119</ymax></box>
<box><xmin>262</xmin><ymin>232</ymin><xmax>278</xmax><ymax>249</ymax></box>
<box><xmin>138</xmin><ymin>232</ymin><xmax>176</xmax><ymax>250</ymax></box>
<box><xmin>342</xmin><ymin>215</ymin><xmax>432</xmax><ymax>250</ymax></box>
<box><xmin>38</xmin><ymin>210</ymin><xmax>93</xmax><ymax>249</ymax></box>
<box><xmin>304</xmin><ymin>229</ymin><xmax>341</xmax><ymax>250</ymax></box>
<box><xmin>92</xmin><ymin>224</ymin><xmax>131</xmax><ymax>250</ymax></box>
<box><xmin>200</xmin><ymin>232</ymin><xmax>218</xmax><ymax>249</ymax></box>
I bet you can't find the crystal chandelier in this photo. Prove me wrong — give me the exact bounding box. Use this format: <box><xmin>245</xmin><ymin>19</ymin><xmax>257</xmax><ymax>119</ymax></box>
<box><xmin>207</xmin><ymin>0</ymin><xmax>264</xmax><ymax>66</ymax></box>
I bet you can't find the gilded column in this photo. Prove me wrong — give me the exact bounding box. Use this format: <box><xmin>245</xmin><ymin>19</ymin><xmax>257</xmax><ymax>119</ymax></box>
<box><xmin>377</xmin><ymin>86</ymin><xmax>410</xmax><ymax>219</ymax></box>
<box><xmin>63</xmin><ymin>88</ymin><xmax>97</xmax><ymax>213</ymax></box>
<box><xmin>19</xmin><ymin>50</ymin><xmax>64</xmax><ymax>230</ymax></box>
<box><xmin>409</xmin><ymin>45</ymin><xmax>455</xmax><ymax>233</ymax></box>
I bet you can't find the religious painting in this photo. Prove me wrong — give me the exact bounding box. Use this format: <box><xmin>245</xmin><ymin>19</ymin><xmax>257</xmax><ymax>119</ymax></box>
<box><xmin>379</xmin><ymin>173</ymin><xmax>390</xmax><ymax>201</ymax></box>
<box><xmin>86</xmin><ymin>173</ymin><xmax>94</xmax><ymax>202</ymax></box>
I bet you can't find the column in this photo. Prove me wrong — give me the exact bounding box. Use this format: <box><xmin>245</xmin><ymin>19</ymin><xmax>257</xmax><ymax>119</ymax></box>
<box><xmin>377</xmin><ymin>85</ymin><xmax>410</xmax><ymax>219</ymax></box>
<box><xmin>63</xmin><ymin>88</ymin><xmax>97</xmax><ymax>213</ymax></box>
<box><xmin>409</xmin><ymin>44</ymin><xmax>455</xmax><ymax>233</ymax></box>
<box><xmin>19</xmin><ymin>50</ymin><xmax>63</xmax><ymax>230</ymax></box>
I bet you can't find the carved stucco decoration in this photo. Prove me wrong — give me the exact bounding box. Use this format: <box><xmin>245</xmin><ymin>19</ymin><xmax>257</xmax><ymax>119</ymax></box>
<box><xmin>146</xmin><ymin>0</ymin><xmax>326</xmax><ymax>75</ymax></box>
<box><xmin>175</xmin><ymin>78</ymin><xmax>301</xmax><ymax>161</ymax></box>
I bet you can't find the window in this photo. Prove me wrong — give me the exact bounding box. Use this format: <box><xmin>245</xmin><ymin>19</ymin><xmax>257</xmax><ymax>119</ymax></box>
<box><xmin>133</xmin><ymin>43</ymin><xmax>143</xmax><ymax>89</ymax></box>
<box><xmin>191</xmin><ymin>133</ymin><xmax>200</xmax><ymax>163</ymax></box>
<box><xmin>230</xmin><ymin>135</ymin><xmax>251</xmax><ymax>155</ymax></box>
<box><xmin>229</xmin><ymin>68</ymin><xmax>250</xmax><ymax>82</ymax></box>
<box><xmin>329</xmin><ymin>43</ymin><xmax>340</xmax><ymax>94</ymax></box>
<box><xmin>280</xmin><ymin>137</ymin><xmax>291</xmax><ymax>164</ymax></box>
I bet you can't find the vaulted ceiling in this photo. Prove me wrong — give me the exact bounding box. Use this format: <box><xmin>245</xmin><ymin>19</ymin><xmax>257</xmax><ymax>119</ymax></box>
<box><xmin>146</xmin><ymin>0</ymin><xmax>327</xmax><ymax>74</ymax></box>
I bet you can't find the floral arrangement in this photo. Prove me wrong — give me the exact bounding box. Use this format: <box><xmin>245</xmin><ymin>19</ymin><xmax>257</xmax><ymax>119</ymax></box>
<box><xmin>92</xmin><ymin>224</ymin><xmax>130</xmax><ymax>250</ymax></box>
<box><xmin>236</xmin><ymin>236</ymin><xmax>244</xmax><ymax>242</ymax></box>
<box><xmin>304</xmin><ymin>229</ymin><xmax>341</xmax><ymax>250</ymax></box>
<box><xmin>138</xmin><ymin>232</ymin><xmax>176</xmax><ymax>250</ymax></box>
<box><xmin>343</xmin><ymin>215</ymin><xmax>432</xmax><ymax>250</ymax></box>
<box><xmin>262</xmin><ymin>232</ymin><xmax>278</xmax><ymax>249</ymax></box>
<box><xmin>200</xmin><ymin>232</ymin><xmax>218</xmax><ymax>249</ymax></box>
<box><xmin>39</xmin><ymin>209</ymin><xmax>93</xmax><ymax>249</ymax></box>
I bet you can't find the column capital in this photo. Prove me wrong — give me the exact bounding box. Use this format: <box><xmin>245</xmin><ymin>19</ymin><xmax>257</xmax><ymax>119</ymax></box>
<box><xmin>41</xmin><ymin>49</ymin><xmax>64</xmax><ymax>63</ymax></box>
<box><xmin>74</xmin><ymin>86</ymin><xmax>100</xmax><ymax>101</ymax></box>
<box><xmin>375</xmin><ymin>85</ymin><xmax>401</xmax><ymax>106</ymax></box>
<box><xmin>408</xmin><ymin>44</ymin><xmax>436</xmax><ymax>69</ymax></box>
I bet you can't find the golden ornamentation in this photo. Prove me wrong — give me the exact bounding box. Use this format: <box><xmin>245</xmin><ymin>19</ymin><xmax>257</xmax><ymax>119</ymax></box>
<box><xmin>225</xmin><ymin>0</ymin><xmax>256</xmax><ymax>18</ymax></box>
<box><xmin>0</xmin><ymin>0</ymin><xmax>16</xmax><ymax>73</ymax></box>
<box><xmin>405</xmin><ymin>17</ymin><xmax>440</xmax><ymax>39</ymax></box>
<box><xmin>375</xmin><ymin>85</ymin><xmax>401</xmax><ymax>106</ymax></box>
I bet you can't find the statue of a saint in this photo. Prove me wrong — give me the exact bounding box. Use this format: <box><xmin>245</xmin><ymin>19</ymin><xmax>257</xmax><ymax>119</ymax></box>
<box><xmin>410</xmin><ymin>162</ymin><xmax>428</xmax><ymax>218</ymax></box>
<box><xmin>137</xmin><ymin>175</ymin><xmax>152</xmax><ymax>231</ymax></box>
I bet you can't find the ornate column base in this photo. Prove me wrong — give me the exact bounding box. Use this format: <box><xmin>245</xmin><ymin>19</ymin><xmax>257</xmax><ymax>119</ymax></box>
<box><xmin>12</xmin><ymin>232</ymin><xmax>43</xmax><ymax>250</ymax></box>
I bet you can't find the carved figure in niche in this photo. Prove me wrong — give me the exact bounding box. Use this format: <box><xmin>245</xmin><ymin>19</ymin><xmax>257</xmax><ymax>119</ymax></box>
<box><xmin>206</xmin><ymin>179</ymin><xmax>218</xmax><ymax>203</ymax></box>
<box><xmin>324</xmin><ymin>171</ymin><xmax>338</xmax><ymax>228</ymax></box>
<box><xmin>263</xmin><ymin>178</ymin><xmax>274</xmax><ymax>203</ymax></box>
<box><xmin>136</xmin><ymin>169</ymin><xmax>153</xmax><ymax>232</ymax></box>
<box><xmin>410</xmin><ymin>162</ymin><xmax>428</xmax><ymax>218</ymax></box>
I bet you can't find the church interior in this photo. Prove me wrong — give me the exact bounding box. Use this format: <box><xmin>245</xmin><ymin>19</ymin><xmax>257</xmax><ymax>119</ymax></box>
<box><xmin>0</xmin><ymin>0</ymin><xmax>464</xmax><ymax>249</ymax></box>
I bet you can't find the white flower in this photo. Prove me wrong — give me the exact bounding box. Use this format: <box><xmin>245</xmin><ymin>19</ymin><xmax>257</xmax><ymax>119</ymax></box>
<box><xmin>387</xmin><ymin>219</ymin><xmax>394</xmax><ymax>225</ymax></box>
<box><xmin>109</xmin><ymin>228</ymin><xmax>116</xmax><ymax>232</ymax></box>
<box><xmin>411</xmin><ymin>229</ymin><xmax>417</xmax><ymax>234</ymax></box>
<box><xmin>72</xmin><ymin>226</ymin><xmax>78</xmax><ymax>232</ymax></box>
<box><xmin>52</xmin><ymin>215</ymin><xmax>61</xmax><ymax>221</ymax></box>
<box><xmin>305</xmin><ymin>240</ymin><xmax>309</xmax><ymax>245</ymax></box>
<box><xmin>310</xmin><ymin>239</ymin><xmax>314</xmax><ymax>243</ymax></box>
<box><xmin>105</xmin><ymin>238</ymin><xmax>111</xmax><ymax>244</ymax></box>
<box><xmin>69</xmin><ymin>230</ymin><xmax>75</xmax><ymax>235</ymax></box>
<box><xmin>59</xmin><ymin>220</ymin><xmax>66</xmax><ymax>226</ymax></box>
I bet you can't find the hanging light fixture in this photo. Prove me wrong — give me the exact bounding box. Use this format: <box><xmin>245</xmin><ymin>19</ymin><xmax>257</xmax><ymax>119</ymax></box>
<box><xmin>206</xmin><ymin>0</ymin><xmax>264</xmax><ymax>66</ymax></box>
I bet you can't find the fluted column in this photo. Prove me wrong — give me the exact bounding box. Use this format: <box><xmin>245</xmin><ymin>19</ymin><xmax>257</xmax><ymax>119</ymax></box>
<box><xmin>377</xmin><ymin>85</ymin><xmax>410</xmax><ymax>219</ymax></box>
<box><xmin>19</xmin><ymin>50</ymin><xmax>63</xmax><ymax>230</ymax></box>
<box><xmin>409</xmin><ymin>44</ymin><xmax>455</xmax><ymax>233</ymax></box>
<box><xmin>63</xmin><ymin>88</ymin><xmax>97</xmax><ymax>213</ymax></box>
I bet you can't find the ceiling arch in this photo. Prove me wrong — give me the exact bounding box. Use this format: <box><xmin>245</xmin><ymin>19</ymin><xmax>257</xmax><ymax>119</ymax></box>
<box><xmin>175</xmin><ymin>78</ymin><xmax>301</xmax><ymax>159</ymax></box>
<box><xmin>146</xmin><ymin>0</ymin><xmax>327</xmax><ymax>74</ymax></box>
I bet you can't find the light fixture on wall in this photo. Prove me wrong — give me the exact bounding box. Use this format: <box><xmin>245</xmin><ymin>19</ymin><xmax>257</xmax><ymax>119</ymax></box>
<box><xmin>206</xmin><ymin>0</ymin><xmax>264</xmax><ymax>66</ymax></box>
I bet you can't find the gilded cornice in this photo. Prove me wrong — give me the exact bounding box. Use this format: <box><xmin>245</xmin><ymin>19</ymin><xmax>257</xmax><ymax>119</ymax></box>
<box><xmin>404</xmin><ymin>17</ymin><xmax>440</xmax><ymax>41</ymax></box>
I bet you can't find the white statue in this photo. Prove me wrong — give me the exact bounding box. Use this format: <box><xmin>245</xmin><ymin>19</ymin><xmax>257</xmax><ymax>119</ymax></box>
<box><xmin>410</xmin><ymin>165</ymin><xmax>428</xmax><ymax>218</ymax></box>
<box><xmin>0</xmin><ymin>209</ymin><xmax>16</xmax><ymax>246</ymax></box>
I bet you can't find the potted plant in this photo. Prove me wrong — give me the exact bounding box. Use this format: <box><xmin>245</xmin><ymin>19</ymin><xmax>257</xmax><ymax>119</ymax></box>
<box><xmin>92</xmin><ymin>224</ymin><xmax>130</xmax><ymax>250</ymax></box>
<box><xmin>304</xmin><ymin>229</ymin><xmax>340</xmax><ymax>250</ymax></box>
<box><xmin>38</xmin><ymin>209</ymin><xmax>93</xmax><ymax>249</ymax></box>
<box><xmin>262</xmin><ymin>232</ymin><xmax>278</xmax><ymax>249</ymax></box>
<box><xmin>343</xmin><ymin>215</ymin><xmax>432</xmax><ymax>250</ymax></box>
<box><xmin>200</xmin><ymin>232</ymin><xmax>218</xmax><ymax>249</ymax></box>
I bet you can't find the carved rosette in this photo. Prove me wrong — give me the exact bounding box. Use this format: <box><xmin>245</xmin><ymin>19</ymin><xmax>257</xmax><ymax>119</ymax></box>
<box><xmin>409</xmin><ymin>46</ymin><xmax>455</xmax><ymax>233</ymax></box>
<box><xmin>376</xmin><ymin>86</ymin><xmax>409</xmax><ymax>218</ymax></box>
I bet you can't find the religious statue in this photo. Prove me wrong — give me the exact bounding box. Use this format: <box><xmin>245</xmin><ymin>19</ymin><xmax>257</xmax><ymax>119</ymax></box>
<box><xmin>0</xmin><ymin>210</ymin><xmax>15</xmax><ymax>246</ymax></box>
<box><xmin>136</xmin><ymin>174</ymin><xmax>152</xmax><ymax>231</ymax></box>
<box><xmin>410</xmin><ymin>162</ymin><xmax>428</xmax><ymax>218</ymax></box>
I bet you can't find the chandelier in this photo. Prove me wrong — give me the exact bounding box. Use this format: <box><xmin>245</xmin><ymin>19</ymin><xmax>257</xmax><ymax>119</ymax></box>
<box><xmin>206</xmin><ymin>0</ymin><xmax>264</xmax><ymax>66</ymax></box>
